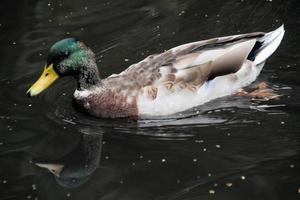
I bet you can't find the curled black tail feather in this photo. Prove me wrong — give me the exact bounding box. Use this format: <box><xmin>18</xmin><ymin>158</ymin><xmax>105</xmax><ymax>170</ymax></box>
<box><xmin>247</xmin><ymin>41</ymin><xmax>263</xmax><ymax>61</ymax></box>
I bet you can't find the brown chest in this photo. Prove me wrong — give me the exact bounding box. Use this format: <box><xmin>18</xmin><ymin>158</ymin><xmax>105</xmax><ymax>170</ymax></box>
<box><xmin>74</xmin><ymin>90</ymin><xmax>138</xmax><ymax>118</ymax></box>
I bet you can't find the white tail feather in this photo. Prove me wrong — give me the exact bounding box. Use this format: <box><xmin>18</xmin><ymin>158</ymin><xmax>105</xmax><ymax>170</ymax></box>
<box><xmin>254</xmin><ymin>25</ymin><xmax>285</xmax><ymax>64</ymax></box>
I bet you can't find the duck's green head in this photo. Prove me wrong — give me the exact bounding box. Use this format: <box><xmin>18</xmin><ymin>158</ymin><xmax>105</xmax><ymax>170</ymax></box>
<box><xmin>27</xmin><ymin>38</ymin><xmax>99</xmax><ymax>97</ymax></box>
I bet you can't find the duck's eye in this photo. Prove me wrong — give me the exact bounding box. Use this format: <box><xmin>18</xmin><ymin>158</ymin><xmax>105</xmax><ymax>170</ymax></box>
<box><xmin>45</xmin><ymin>73</ymin><xmax>49</xmax><ymax>77</ymax></box>
<box><xmin>51</xmin><ymin>169</ymin><xmax>55</xmax><ymax>172</ymax></box>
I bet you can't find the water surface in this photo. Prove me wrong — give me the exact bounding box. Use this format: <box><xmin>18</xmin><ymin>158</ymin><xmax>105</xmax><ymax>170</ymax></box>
<box><xmin>0</xmin><ymin>0</ymin><xmax>299</xmax><ymax>199</ymax></box>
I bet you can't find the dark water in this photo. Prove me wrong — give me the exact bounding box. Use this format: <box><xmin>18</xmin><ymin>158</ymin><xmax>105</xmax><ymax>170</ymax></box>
<box><xmin>0</xmin><ymin>0</ymin><xmax>300</xmax><ymax>199</ymax></box>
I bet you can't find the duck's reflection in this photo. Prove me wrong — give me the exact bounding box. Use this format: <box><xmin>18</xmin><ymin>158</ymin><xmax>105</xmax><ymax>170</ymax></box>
<box><xmin>32</xmin><ymin>128</ymin><xmax>103</xmax><ymax>188</ymax></box>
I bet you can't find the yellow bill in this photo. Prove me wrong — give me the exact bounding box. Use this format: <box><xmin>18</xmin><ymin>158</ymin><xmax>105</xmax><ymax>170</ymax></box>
<box><xmin>27</xmin><ymin>64</ymin><xmax>59</xmax><ymax>97</ymax></box>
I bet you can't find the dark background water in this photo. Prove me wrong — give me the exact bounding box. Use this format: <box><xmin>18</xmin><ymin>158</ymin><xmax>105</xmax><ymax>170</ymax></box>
<box><xmin>0</xmin><ymin>0</ymin><xmax>300</xmax><ymax>199</ymax></box>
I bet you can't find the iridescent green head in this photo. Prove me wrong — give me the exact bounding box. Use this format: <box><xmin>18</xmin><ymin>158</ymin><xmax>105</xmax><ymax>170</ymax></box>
<box><xmin>27</xmin><ymin>38</ymin><xmax>100</xmax><ymax>97</ymax></box>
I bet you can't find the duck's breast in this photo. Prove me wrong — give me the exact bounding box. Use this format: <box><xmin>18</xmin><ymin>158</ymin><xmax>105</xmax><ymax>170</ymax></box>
<box><xmin>74</xmin><ymin>89</ymin><xmax>138</xmax><ymax>118</ymax></box>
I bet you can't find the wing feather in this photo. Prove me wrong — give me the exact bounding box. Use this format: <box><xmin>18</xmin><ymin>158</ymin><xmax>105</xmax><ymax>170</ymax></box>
<box><xmin>104</xmin><ymin>32</ymin><xmax>265</xmax><ymax>99</ymax></box>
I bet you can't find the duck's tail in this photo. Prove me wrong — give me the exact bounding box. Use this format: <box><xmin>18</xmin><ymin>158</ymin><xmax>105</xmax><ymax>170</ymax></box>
<box><xmin>247</xmin><ymin>25</ymin><xmax>285</xmax><ymax>64</ymax></box>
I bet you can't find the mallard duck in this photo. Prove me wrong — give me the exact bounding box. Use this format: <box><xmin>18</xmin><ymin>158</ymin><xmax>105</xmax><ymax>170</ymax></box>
<box><xmin>27</xmin><ymin>25</ymin><xmax>285</xmax><ymax>118</ymax></box>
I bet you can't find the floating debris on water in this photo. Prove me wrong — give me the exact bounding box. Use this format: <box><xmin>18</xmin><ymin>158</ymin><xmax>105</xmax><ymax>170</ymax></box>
<box><xmin>193</xmin><ymin>158</ymin><xmax>197</xmax><ymax>162</ymax></box>
<box><xmin>161</xmin><ymin>158</ymin><xmax>166</xmax><ymax>163</ymax></box>
<box><xmin>215</xmin><ymin>144</ymin><xmax>221</xmax><ymax>148</ymax></box>
<box><xmin>178</xmin><ymin>10</ymin><xmax>185</xmax><ymax>16</ymax></box>
<box><xmin>226</xmin><ymin>182</ymin><xmax>233</xmax><ymax>187</ymax></box>
<box><xmin>209</xmin><ymin>189</ymin><xmax>215</xmax><ymax>194</ymax></box>
<box><xmin>241</xmin><ymin>176</ymin><xmax>246</xmax><ymax>180</ymax></box>
<box><xmin>66</xmin><ymin>193</ymin><xmax>71</xmax><ymax>197</ymax></box>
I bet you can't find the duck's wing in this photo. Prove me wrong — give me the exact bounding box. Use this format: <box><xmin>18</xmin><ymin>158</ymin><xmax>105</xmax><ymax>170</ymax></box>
<box><xmin>106</xmin><ymin>31</ymin><xmax>265</xmax><ymax>98</ymax></box>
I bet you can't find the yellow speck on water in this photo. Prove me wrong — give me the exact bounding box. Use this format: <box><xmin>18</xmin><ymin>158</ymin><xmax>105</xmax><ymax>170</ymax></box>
<box><xmin>226</xmin><ymin>182</ymin><xmax>233</xmax><ymax>187</ymax></box>
<box><xmin>209</xmin><ymin>189</ymin><xmax>215</xmax><ymax>194</ymax></box>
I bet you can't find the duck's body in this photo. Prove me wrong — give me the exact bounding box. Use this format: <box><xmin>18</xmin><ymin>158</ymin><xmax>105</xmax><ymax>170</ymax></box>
<box><xmin>27</xmin><ymin>25</ymin><xmax>285</xmax><ymax>119</ymax></box>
